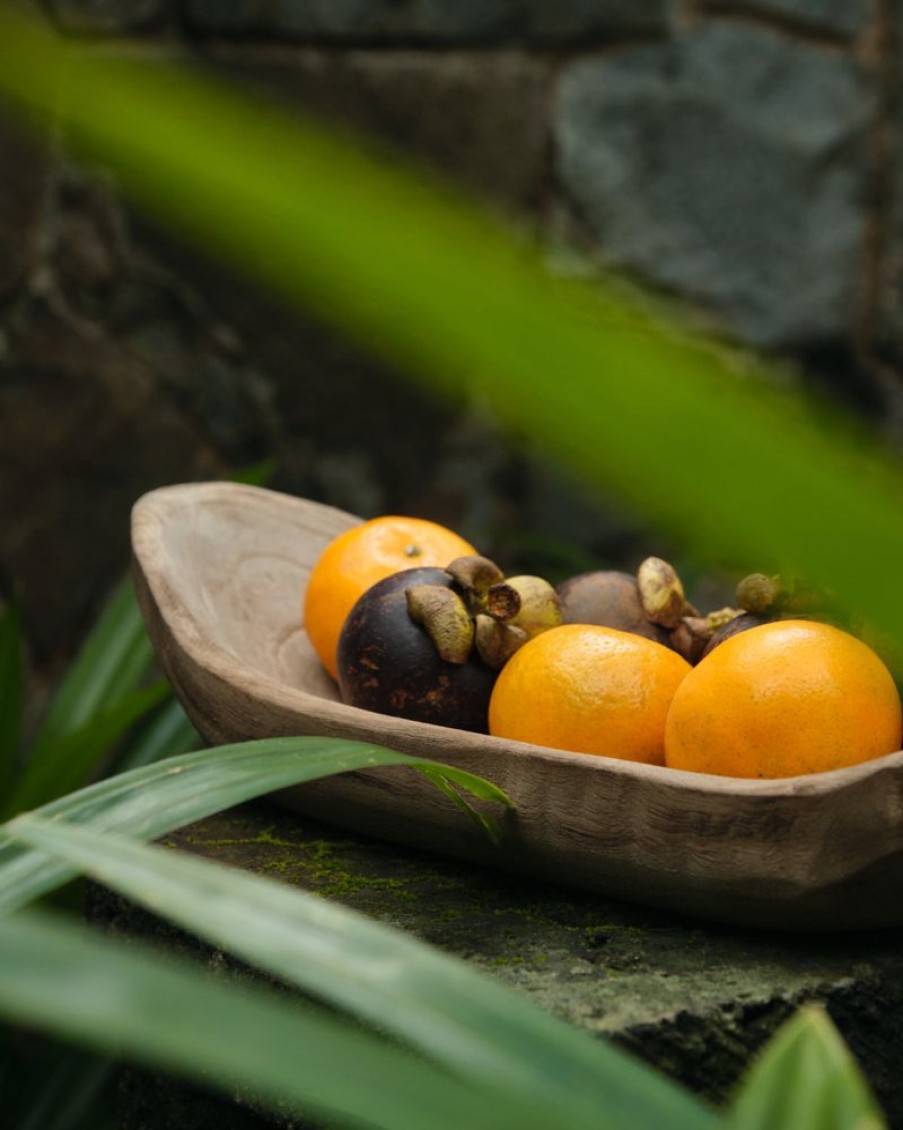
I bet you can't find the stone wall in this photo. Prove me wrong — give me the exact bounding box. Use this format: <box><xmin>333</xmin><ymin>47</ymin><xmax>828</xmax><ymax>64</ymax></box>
<box><xmin>2</xmin><ymin>0</ymin><xmax>901</xmax><ymax>664</ymax></box>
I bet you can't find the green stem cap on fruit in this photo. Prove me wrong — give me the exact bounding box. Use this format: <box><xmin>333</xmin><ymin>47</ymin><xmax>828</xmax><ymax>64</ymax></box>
<box><xmin>410</xmin><ymin>554</ymin><xmax>562</xmax><ymax>668</ymax></box>
<box><xmin>669</xmin><ymin>615</ymin><xmax>713</xmax><ymax>664</ymax></box>
<box><xmin>405</xmin><ymin>584</ymin><xmax>474</xmax><ymax>664</ymax></box>
<box><xmin>706</xmin><ymin>606</ymin><xmax>743</xmax><ymax>631</ymax></box>
<box><xmin>485</xmin><ymin>582</ymin><xmax>522</xmax><ymax>622</ymax></box>
<box><xmin>474</xmin><ymin>614</ymin><xmax>527</xmax><ymax>669</ymax></box>
<box><xmin>735</xmin><ymin>572</ymin><xmax>782</xmax><ymax>614</ymax></box>
<box><xmin>445</xmin><ymin>555</ymin><xmax>506</xmax><ymax>596</ymax></box>
<box><xmin>637</xmin><ymin>557</ymin><xmax>686</xmax><ymax>629</ymax></box>
<box><xmin>497</xmin><ymin>575</ymin><xmax>563</xmax><ymax>637</ymax></box>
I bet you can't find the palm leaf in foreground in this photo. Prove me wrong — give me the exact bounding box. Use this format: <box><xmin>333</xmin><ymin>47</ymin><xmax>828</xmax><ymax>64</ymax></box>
<box><xmin>726</xmin><ymin>1005</ymin><xmax>886</xmax><ymax>1130</ymax></box>
<box><xmin>5</xmin><ymin>1043</ymin><xmax>117</xmax><ymax>1130</ymax></box>
<box><xmin>0</xmin><ymin>578</ymin><xmax>162</xmax><ymax>820</ymax></box>
<box><xmin>28</xmin><ymin>578</ymin><xmax>153</xmax><ymax>755</ymax></box>
<box><xmin>6</xmin><ymin>682</ymin><xmax>170</xmax><ymax>816</ymax></box>
<box><xmin>8</xmin><ymin>816</ymin><xmax>716</xmax><ymax>1130</ymax></box>
<box><xmin>0</xmin><ymin>596</ymin><xmax>24</xmax><ymax>802</ymax></box>
<box><xmin>0</xmin><ymin>737</ymin><xmax>507</xmax><ymax>914</ymax></box>
<box><xmin>112</xmin><ymin>697</ymin><xmax>199</xmax><ymax>772</ymax></box>
<box><xmin>0</xmin><ymin>909</ymin><xmax>554</xmax><ymax>1130</ymax></box>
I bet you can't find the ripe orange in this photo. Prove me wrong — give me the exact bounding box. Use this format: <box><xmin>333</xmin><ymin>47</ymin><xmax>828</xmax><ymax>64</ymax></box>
<box><xmin>304</xmin><ymin>515</ymin><xmax>476</xmax><ymax>680</ymax></box>
<box><xmin>488</xmin><ymin>623</ymin><xmax>691</xmax><ymax>764</ymax></box>
<box><xmin>664</xmin><ymin>619</ymin><xmax>903</xmax><ymax>778</ymax></box>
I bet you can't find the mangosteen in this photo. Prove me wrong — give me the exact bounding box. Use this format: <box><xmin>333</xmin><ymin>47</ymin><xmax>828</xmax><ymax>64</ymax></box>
<box><xmin>700</xmin><ymin>612</ymin><xmax>771</xmax><ymax>659</ymax></box>
<box><xmin>556</xmin><ymin>570</ymin><xmax>672</xmax><ymax>647</ymax></box>
<box><xmin>337</xmin><ymin>567</ymin><xmax>497</xmax><ymax>733</ymax></box>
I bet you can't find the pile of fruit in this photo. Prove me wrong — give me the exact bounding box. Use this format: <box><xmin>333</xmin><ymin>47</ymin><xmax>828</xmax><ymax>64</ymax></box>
<box><xmin>303</xmin><ymin>516</ymin><xmax>903</xmax><ymax>779</ymax></box>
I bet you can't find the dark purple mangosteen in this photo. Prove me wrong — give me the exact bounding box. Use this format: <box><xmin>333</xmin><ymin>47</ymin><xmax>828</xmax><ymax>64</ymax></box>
<box><xmin>337</xmin><ymin>567</ymin><xmax>497</xmax><ymax>733</ymax></box>
<box><xmin>700</xmin><ymin>612</ymin><xmax>771</xmax><ymax>659</ymax></box>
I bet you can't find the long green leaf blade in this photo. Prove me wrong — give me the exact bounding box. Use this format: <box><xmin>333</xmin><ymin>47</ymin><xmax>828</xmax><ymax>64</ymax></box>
<box><xmin>10</xmin><ymin>1047</ymin><xmax>116</xmax><ymax>1130</ymax></box>
<box><xmin>415</xmin><ymin>765</ymin><xmax>505</xmax><ymax>845</ymax></box>
<box><xmin>0</xmin><ymin>596</ymin><xmax>24</xmax><ymax>800</ymax></box>
<box><xmin>8</xmin><ymin>816</ymin><xmax>715</xmax><ymax>1130</ymax></box>
<box><xmin>0</xmin><ymin>909</ymin><xmax>551</xmax><ymax>1130</ymax></box>
<box><xmin>30</xmin><ymin>577</ymin><xmax>153</xmax><ymax>754</ymax></box>
<box><xmin>0</xmin><ymin>738</ymin><xmax>502</xmax><ymax>914</ymax></box>
<box><xmin>6</xmin><ymin>682</ymin><xmax>170</xmax><ymax>818</ymax></box>
<box><xmin>727</xmin><ymin>1006</ymin><xmax>886</xmax><ymax>1130</ymax></box>
<box><xmin>2</xmin><ymin>13</ymin><xmax>903</xmax><ymax>644</ymax></box>
<box><xmin>112</xmin><ymin>697</ymin><xmax>199</xmax><ymax>772</ymax></box>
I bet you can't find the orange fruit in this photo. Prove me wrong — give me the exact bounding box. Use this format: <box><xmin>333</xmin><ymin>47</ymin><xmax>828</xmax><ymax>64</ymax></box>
<box><xmin>488</xmin><ymin>623</ymin><xmax>691</xmax><ymax>764</ymax></box>
<box><xmin>304</xmin><ymin>515</ymin><xmax>476</xmax><ymax>680</ymax></box>
<box><xmin>664</xmin><ymin>619</ymin><xmax>903</xmax><ymax>779</ymax></box>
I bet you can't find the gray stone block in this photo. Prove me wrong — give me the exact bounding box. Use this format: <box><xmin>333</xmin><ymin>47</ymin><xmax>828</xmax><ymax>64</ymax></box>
<box><xmin>700</xmin><ymin>0</ymin><xmax>875</xmax><ymax>39</ymax></box>
<box><xmin>185</xmin><ymin>0</ymin><xmax>673</xmax><ymax>43</ymax></box>
<box><xmin>211</xmin><ymin>48</ymin><xmax>551</xmax><ymax>212</ymax></box>
<box><xmin>555</xmin><ymin>23</ymin><xmax>875</xmax><ymax>348</ymax></box>
<box><xmin>89</xmin><ymin>801</ymin><xmax>903</xmax><ymax>1129</ymax></box>
<box><xmin>871</xmin><ymin>3</ymin><xmax>903</xmax><ymax>374</ymax></box>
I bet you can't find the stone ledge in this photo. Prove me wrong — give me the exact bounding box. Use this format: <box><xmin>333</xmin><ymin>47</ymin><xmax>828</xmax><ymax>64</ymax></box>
<box><xmin>87</xmin><ymin>798</ymin><xmax>903</xmax><ymax>1129</ymax></box>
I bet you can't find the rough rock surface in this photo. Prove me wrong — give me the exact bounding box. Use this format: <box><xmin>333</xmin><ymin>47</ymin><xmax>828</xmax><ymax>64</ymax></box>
<box><xmin>209</xmin><ymin>47</ymin><xmax>553</xmax><ymax>212</ymax></box>
<box><xmin>88</xmin><ymin>800</ymin><xmax>903</xmax><ymax>1129</ymax></box>
<box><xmin>555</xmin><ymin>22</ymin><xmax>875</xmax><ymax>348</ymax></box>
<box><xmin>0</xmin><ymin>118</ymin><xmax>49</xmax><ymax>305</ymax></box>
<box><xmin>698</xmin><ymin>0</ymin><xmax>874</xmax><ymax>39</ymax></box>
<box><xmin>873</xmin><ymin>2</ymin><xmax>903</xmax><ymax>383</ymax></box>
<box><xmin>0</xmin><ymin>299</ymin><xmax>227</xmax><ymax>657</ymax></box>
<box><xmin>185</xmin><ymin>0</ymin><xmax>674</xmax><ymax>43</ymax></box>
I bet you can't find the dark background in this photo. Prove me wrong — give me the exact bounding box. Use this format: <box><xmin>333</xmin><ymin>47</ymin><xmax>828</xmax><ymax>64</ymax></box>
<box><xmin>3</xmin><ymin>0</ymin><xmax>901</xmax><ymax>681</ymax></box>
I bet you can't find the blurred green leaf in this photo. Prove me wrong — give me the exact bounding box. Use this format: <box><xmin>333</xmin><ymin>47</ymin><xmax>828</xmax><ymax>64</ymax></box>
<box><xmin>112</xmin><ymin>697</ymin><xmax>199</xmax><ymax>773</ymax></box>
<box><xmin>229</xmin><ymin>459</ymin><xmax>277</xmax><ymax>487</ymax></box>
<box><xmin>1</xmin><ymin>11</ymin><xmax>902</xmax><ymax>645</ymax></box>
<box><xmin>8</xmin><ymin>1044</ymin><xmax>116</xmax><ymax>1130</ymax></box>
<box><xmin>0</xmin><ymin>909</ymin><xmax>557</xmax><ymax>1130</ymax></box>
<box><xmin>0</xmin><ymin>737</ymin><xmax>507</xmax><ymax>914</ymax></box>
<box><xmin>0</xmin><ymin>596</ymin><xmax>24</xmax><ymax>801</ymax></box>
<box><xmin>9</xmin><ymin>815</ymin><xmax>714</xmax><ymax>1130</ymax></box>
<box><xmin>5</xmin><ymin>682</ymin><xmax>170</xmax><ymax>818</ymax></box>
<box><xmin>727</xmin><ymin>1006</ymin><xmax>886</xmax><ymax>1130</ymax></box>
<box><xmin>29</xmin><ymin>578</ymin><xmax>153</xmax><ymax>757</ymax></box>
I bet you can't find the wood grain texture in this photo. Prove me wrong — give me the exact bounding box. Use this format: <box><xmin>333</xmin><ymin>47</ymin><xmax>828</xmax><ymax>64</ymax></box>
<box><xmin>131</xmin><ymin>482</ymin><xmax>903</xmax><ymax>930</ymax></box>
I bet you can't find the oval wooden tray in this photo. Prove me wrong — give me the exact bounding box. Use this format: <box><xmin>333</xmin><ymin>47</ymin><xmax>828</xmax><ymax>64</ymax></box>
<box><xmin>131</xmin><ymin>482</ymin><xmax>903</xmax><ymax>931</ymax></box>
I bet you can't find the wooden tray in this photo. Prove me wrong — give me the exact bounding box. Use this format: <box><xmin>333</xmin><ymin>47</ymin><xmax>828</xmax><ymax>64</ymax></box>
<box><xmin>131</xmin><ymin>482</ymin><xmax>903</xmax><ymax>931</ymax></box>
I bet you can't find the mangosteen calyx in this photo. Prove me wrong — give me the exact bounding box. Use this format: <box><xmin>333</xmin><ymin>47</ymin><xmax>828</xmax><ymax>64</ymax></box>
<box><xmin>405</xmin><ymin>584</ymin><xmax>474</xmax><ymax>665</ymax></box>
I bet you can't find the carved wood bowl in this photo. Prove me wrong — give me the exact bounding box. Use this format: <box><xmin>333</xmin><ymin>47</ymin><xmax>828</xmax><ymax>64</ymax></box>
<box><xmin>131</xmin><ymin>482</ymin><xmax>903</xmax><ymax>931</ymax></box>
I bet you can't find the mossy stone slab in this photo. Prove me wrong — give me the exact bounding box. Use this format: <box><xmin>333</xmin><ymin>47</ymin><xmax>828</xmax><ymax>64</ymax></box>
<box><xmin>89</xmin><ymin>799</ymin><xmax>903</xmax><ymax>1129</ymax></box>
